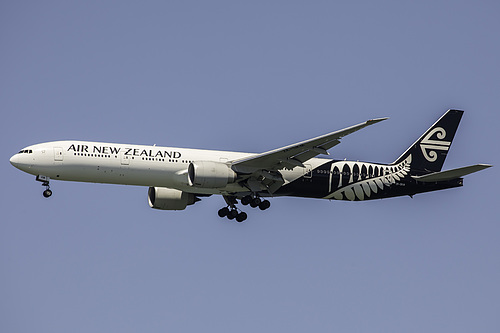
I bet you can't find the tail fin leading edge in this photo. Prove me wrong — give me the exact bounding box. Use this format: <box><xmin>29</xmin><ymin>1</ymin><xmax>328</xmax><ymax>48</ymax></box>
<box><xmin>393</xmin><ymin>109</ymin><xmax>464</xmax><ymax>173</ymax></box>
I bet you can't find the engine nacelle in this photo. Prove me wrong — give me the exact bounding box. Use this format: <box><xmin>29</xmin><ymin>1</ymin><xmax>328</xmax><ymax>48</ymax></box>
<box><xmin>148</xmin><ymin>187</ymin><xmax>197</xmax><ymax>210</ymax></box>
<box><xmin>188</xmin><ymin>161</ymin><xmax>237</xmax><ymax>188</ymax></box>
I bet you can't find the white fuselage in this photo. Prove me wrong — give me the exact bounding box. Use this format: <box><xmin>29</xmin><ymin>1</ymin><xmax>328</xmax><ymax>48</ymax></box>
<box><xmin>10</xmin><ymin>140</ymin><xmax>328</xmax><ymax>195</ymax></box>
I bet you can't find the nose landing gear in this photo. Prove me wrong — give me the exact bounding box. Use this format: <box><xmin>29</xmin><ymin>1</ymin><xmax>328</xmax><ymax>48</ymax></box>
<box><xmin>43</xmin><ymin>188</ymin><xmax>52</xmax><ymax>198</ymax></box>
<box><xmin>36</xmin><ymin>175</ymin><xmax>52</xmax><ymax>198</ymax></box>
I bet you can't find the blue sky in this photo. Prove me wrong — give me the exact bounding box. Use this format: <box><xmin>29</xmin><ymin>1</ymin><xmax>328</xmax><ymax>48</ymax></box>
<box><xmin>1</xmin><ymin>1</ymin><xmax>499</xmax><ymax>332</ymax></box>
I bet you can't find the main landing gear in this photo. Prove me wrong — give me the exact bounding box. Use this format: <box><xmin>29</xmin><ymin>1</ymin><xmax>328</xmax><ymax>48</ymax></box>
<box><xmin>240</xmin><ymin>195</ymin><xmax>271</xmax><ymax>210</ymax></box>
<box><xmin>218</xmin><ymin>195</ymin><xmax>271</xmax><ymax>222</ymax></box>
<box><xmin>36</xmin><ymin>175</ymin><xmax>52</xmax><ymax>198</ymax></box>
<box><xmin>218</xmin><ymin>207</ymin><xmax>247</xmax><ymax>222</ymax></box>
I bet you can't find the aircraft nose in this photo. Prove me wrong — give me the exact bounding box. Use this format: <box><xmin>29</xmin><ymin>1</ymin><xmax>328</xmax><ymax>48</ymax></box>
<box><xmin>10</xmin><ymin>154</ymin><xmax>21</xmax><ymax>168</ymax></box>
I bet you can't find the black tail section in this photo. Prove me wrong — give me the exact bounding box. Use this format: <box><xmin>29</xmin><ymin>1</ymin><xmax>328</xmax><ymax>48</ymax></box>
<box><xmin>392</xmin><ymin>110</ymin><xmax>463</xmax><ymax>173</ymax></box>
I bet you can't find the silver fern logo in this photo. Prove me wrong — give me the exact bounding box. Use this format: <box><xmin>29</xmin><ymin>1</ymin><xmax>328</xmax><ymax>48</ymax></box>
<box><xmin>420</xmin><ymin>127</ymin><xmax>451</xmax><ymax>162</ymax></box>
<box><xmin>323</xmin><ymin>155</ymin><xmax>412</xmax><ymax>201</ymax></box>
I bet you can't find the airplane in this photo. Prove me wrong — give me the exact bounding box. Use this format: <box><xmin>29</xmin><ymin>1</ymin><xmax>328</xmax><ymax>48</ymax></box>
<box><xmin>10</xmin><ymin>109</ymin><xmax>491</xmax><ymax>222</ymax></box>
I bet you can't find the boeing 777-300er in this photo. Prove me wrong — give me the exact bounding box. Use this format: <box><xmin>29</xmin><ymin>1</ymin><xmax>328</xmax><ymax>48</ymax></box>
<box><xmin>10</xmin><ymin>109</ymin><xmax>491</xmax><ymax>222</ymax></box>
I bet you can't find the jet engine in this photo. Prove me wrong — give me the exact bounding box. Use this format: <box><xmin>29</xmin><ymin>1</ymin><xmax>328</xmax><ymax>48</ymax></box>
<box><xmin>188</xmin><ymin>161</ymin><xmax>237</xmax><ymax>188</ymax></box>
<box><xmin>148</xmin><ymin>187</ymin><xmax>198</xmax><ymax>210</ymax></box>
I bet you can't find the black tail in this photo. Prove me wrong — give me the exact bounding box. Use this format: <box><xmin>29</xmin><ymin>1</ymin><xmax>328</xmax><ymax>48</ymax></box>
<box><xmin>392</xmin><ymin>110</ymin><xmax>464</xmax><ymax>173</ymax></box>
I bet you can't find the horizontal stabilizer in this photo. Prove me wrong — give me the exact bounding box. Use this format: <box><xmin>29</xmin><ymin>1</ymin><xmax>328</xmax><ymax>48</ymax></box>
<box><xmin>412</xmin><ymin>164</ymin><xmax>492</xmax><ymax>182</ymax></box>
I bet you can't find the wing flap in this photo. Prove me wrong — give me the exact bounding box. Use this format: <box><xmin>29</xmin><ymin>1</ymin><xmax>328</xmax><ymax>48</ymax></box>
<box><xmin>412</xmin><ymin>164</ymin><xmax>492</xmax><ymax>182</ymax></box>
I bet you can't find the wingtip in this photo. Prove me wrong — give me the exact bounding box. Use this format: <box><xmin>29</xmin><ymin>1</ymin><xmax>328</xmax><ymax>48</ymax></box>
<box><xmin>478</xmin><ymin>163</ymin><xmax>493</xmax><ymax>168</ymax></box>
<box><xmin>367</xmin><ymin>117</ymin><xmax>389</xmax><ymax>124</ymax></box>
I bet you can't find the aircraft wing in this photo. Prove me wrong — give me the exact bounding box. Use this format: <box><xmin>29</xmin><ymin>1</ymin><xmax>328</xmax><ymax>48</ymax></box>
<box><xmin>231</xmin><ymin>117</ymin><xmax>388</xmax><ymax>174</ymax></box>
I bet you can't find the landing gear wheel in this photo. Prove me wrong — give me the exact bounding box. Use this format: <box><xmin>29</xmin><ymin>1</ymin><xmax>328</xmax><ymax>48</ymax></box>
<box><xmin>236</xmin><ymin>212</ymin><xmax>247</xmax><ymax>222</ymax></box>
<box><xmin>43</xmin><ymin>189</ymin><xmax>52</xmax><ymax>198</ymax></box>
<box><xmin>250</xmin><ymin>197</ymin><xmax>261</xmax><ymax>208</ymax></box>
<box><xmin>227</xmin><ymin>209</ymin><xmax>238</xmax><ymax>220</ymax></box>
<box><xmin>218</xmin><ymin>207</ymin><xmax>229</xmax><ymax>218</ymax></box>
<box><xmin>259</xmin><ymin>200</ymin><xmax>271</xmax><ymax>210</ymax></box>
<box><xmin>241</xmin><ymin>195</ymin><xmax>252</xmax><ymax>206</ymax></box>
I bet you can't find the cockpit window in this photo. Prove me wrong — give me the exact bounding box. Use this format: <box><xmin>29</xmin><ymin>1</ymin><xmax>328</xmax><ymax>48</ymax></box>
<box><xmin>18</xmin><ymin>150</ymin><xmax>33</xmax><ymax>154</ymax></box>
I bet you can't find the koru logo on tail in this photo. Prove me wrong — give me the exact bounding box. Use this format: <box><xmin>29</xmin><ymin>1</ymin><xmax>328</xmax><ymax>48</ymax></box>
<box><xmin>420</xmin><ymin>127</ymin><xmax>451</xmax><ymax>162</ymax></box>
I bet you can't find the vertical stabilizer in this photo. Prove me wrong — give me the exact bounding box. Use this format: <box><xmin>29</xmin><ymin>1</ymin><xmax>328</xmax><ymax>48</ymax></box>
<box><xmin>392</xmin><ymin>110</ymin><xmax>463</xmax><ymax>173</ymax></box>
